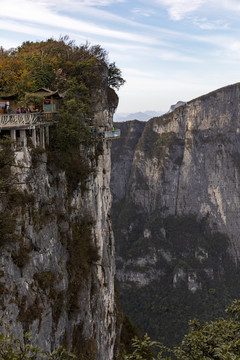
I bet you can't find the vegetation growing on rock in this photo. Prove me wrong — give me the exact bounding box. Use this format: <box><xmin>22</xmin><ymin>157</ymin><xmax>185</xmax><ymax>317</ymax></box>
<box><xmin>115</xmin><ymin>212</ymin><xmax>240</xmax><ymax>347</ymax></box>
<box><xmin>0</xmin><ymin>137</ymin><xmax>36</xmax><ymax>248</ymax></box>
<box><xmin>0</xmin><ymin>321</ymin><xmax>75</xmax><ymax>359</ymax></box>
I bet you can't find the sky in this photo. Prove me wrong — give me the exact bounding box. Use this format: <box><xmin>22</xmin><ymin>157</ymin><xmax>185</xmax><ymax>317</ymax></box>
<box><xmin>2</xmin><ymin>0</ymin><xmax>240</xmax><ymax>115</ymax></box>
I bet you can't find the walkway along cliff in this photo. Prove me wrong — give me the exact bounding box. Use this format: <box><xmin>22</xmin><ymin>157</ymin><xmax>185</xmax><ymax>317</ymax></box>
<box><xmin>0</xmin><ymin>75</ymin><xmax>120</xmax><ymax>359</ymax></box>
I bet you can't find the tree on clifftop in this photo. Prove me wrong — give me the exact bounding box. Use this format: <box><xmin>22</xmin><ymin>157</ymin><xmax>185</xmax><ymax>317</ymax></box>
<box><xmin>0</xmin><ymin>36</ymin><xmax>125</xmax><ymax>95</ymax></box>
<box><xmin>108</xmin><ymin>62</ymin><xmax>126</xmax><ymax>90</ymax></box>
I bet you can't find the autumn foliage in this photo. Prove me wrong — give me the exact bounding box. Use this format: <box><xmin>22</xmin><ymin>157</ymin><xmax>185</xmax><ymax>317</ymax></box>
<box><xmin>0</xmin><ymin>36</ymin><xmax>125</xmax><ymax>95</ymax></box>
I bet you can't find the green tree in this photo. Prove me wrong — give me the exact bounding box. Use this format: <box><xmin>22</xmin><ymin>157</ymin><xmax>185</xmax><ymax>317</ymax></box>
<box><xmin>108</xmin><ymin>62</ymin><xmax>126</xmax><ymax>90</ymax></box>
<box><xmin>0</xmin><ymin>37</ymin><xmax>125</xmax><ymax>95</ymax></box>
<box><xmin>53</xmin><ymin>78</ymin><xmax>93</xmax><ymax>152</ymax></box>
<box><xmin>19</xmin><ymin>93</ymin><xmax>45</xmax><ymax>110</ymax></box>
<box><xmin>121</xmin><ymin>300</ymin><xmax>240</xmax><ymax>360</ymax></box>
<box><xmin>174</xmin><ymin>300</ymin><xmax>240</xmax><ymax>359</ymax></box>
<box><xmin>119</xmin><ymin>334</ymin><xmax>170</xmax><ymax>360</ymax></box>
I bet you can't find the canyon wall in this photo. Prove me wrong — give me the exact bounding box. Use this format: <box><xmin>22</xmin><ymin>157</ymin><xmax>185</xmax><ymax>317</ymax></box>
<box><xmin>111</xmin><ymin>82</ymin><xmax>240</xmax><ymax>345</ymax></box>
<box><xmin>0</xmin><ymin>89</ymin><xmax>117</xmax><ymax>359</ymax></box>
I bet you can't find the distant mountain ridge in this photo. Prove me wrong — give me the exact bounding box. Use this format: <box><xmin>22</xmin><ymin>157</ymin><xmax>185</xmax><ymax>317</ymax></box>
<box><xmin>114</xmin><ymin>110</ymin><xmax>164</xmax><ymax>122</ymax></box>
<box><xmin>114</xmin><ymin>103</ymin><xmax>186</xmax><ymax>122</ymax></box>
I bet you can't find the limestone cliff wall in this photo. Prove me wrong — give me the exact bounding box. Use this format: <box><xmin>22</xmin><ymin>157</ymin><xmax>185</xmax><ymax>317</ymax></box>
<box><xmin>0</xmin><ymin>141</ymin><xmax>115</xmax><ymax>359</ymax></box>
<box><xmin>111</xmin><ymin>82</ymin><xmax>240</xmax><ymax>345</ymax></box>
<box><xmin>113</xmin><ymin>83</ymin><xmax>240</xmax><ymax>260</ymax></box>
<box><xmin>111</xmin><ymin>120</ymin><xmax>146</xmax><ymax>203</ymax></box>
<box><xmin>0</xmin><ymin>82</ymin><xmax>118</xmax><ymax>358</ymax></box>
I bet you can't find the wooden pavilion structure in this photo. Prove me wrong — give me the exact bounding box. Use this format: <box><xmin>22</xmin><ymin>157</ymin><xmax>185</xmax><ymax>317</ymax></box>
<box><xmin>0</xmin><ymin>88</ymin><xmax>63</xmax><ymax>114</ymax></box>
<box><xmin>0</xmin><ymin>88</ymin><xmax>120</xmax><ymax>148</ymax></box>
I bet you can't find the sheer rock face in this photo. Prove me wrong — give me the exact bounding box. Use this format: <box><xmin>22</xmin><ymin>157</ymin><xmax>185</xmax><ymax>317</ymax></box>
<box><xmin>112</xmin><ymin>83</ymin><xmax>240</xmax><ymax>261</ymax></box>
<box><xmin>111</xmin><ymin>120</ymin><xmax>146</xmax><ymax>203</ymax></box>
<box><xmin>92</xmin><ymin>65</ymin><xmax>119</xmax><ymax>131</ymax></box>
<box><xmin>111</xmin><ymin>83</ymin><xmax>240</xmax><ymax>344</ymax></box>
<box><xmin>0</xmin><ymin>90</ymin><xmax>117</xmax><ymax>359</ymax></box>
<box><xmin>150</xmin><ymin>84</ymin><xmax>240</xmax><ymax>257</ymax></box>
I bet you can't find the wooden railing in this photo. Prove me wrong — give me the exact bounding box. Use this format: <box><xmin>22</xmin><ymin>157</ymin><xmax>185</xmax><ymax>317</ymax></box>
<box><xmin>0</xmin><ymin>113</ymin><xmax>120</xmax><ymax>142</ymax></box>
<box><xmin>0</xmin><ymin>112</ymin><xmax>58</xmax><ymax>128</ymax></box>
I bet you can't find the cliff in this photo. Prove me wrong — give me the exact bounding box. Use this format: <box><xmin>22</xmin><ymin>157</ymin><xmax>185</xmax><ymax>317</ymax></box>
<box><xmin>0</xmin><ymin>95</ymin><xmax>117</xmax><ymax>359</ymax></box>
<box><xmin>111</xmin><ymin>120</ymin><xmax>146</xmax><ymax>204</ymax></box>
<box><xmin>111</xmin><ymin>82</ymin><xmax>240</xmax><ymax>345</ymax></box>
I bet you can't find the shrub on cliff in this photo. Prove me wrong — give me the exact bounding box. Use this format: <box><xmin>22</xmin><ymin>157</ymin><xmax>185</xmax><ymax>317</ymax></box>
<box><xmin>0</xmin><ymin>322</ymin><xmax>75</xmax><ymax>359</ymax></box>
<box><xmin>0</xmin><ymin>137</ymin><xmax>34</xmax><ymax>247</ymax></box>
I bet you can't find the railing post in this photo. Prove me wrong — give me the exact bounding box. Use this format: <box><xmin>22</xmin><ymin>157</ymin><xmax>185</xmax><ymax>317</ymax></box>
<box><xmin>40</xmin><ymin>126</ymin><xmax>45</xmax><ymax>149</ymax></box>
<box><xmin>45</xmin><ymin>126</ymin><xmax>50</xmax><ymax>146</ymax></box>
<box><xmin>19</xmin><ymin>130</ymin><xmax>27</xmax><ymax>147</ymax></box>
<box><xmin>10</xmin><ymin>129</ymin><xmax>16</xmax><ymax>141</ymax></box>
<box><xmin>31</xmin><ymin>128</ymin><xmax>37</xmax><ymax>147</ymax></box>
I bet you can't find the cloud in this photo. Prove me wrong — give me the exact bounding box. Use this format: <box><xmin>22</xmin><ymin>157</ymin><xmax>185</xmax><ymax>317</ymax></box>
<box><xmin>122</xmin><ymin>68</ymin><xmax>155</xmax><ymax>78</ymax></box>
<box><xmin>1</xmin><ymin>0</ymin><xmax>161</xmax><ymax>46</ymax></box>
<box><xmin>153</xmin><ymin>0</ymin><xmax>240</xmax><ymax>21</ymax></box>
<box><xmin>0</xmin><ymin>20</ymin><xmax>57</xmax><ymax>39</ymax></box>
<box><xmin>190</xmin><ymin>32</ymin><xmax>240</xmax><ymax>59</ymax></box>
<box><xmin>192</xmin><ymin>17</ymin><xmax>229</xmax><ymax>30</ymax></box>
<box><xmin>69</xmin><ymin>0</ymin><xmax>125</xmax><ymax>5</ymax></box>
<box><xmin>154</xmin><ymin>0</ymin><xmax>206</xmax><ymax>20</ymax></box>
<box><xmin>131</xmin><ymin>8</ymin><xmax>156</xmax><ymax>17</ymax></box>
<box><xmin>221</xmin><ymin>0</ymin><xmax>240</xmax><ymax>12</ymax></box>
<box><xmin>0</xmin><ymin>0</ymin><xmax>131</xmax><ymax>28</ymax></box>
<box><xmin>1</xmin><ymin>0</ymin><xmax>236</xmax><ymax>61</ymax></box>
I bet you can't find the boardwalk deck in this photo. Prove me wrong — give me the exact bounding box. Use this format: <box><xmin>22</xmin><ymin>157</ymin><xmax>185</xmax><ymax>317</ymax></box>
<box><xmin>0</xmin><ymin>113</ymin><xmax>57</xmax><ymax>129</ymax></box>
<box><xmin>0</xmin><ymin>112</ymin><xmax>120</xmax><ymax>148</ymax></box>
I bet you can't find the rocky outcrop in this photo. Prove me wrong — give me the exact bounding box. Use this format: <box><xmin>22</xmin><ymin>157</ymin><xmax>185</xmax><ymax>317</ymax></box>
<box><xmin>111</xmin><ymin>82</ymin><xmax>240</xmax><ymax>346</ymax></box>
<box><xmin>167</xmin><ymin>100</ymin><xmax>186</xmax><ymax>113</ymax></box>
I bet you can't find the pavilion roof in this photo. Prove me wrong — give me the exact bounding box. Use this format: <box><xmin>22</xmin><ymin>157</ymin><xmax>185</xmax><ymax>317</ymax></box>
<box><xmin>0</xmin><ymin>88</ymin><xmax>63</xmax><ymax>100</ymax></box>
<box><xmin>0</xmin><ymin>93</ymin><xmax>18</xmax><ymax>100</ymax></box>
<box><xmin>27</xmin><ymin>88</ymin><xmax>63</xmax><ymax>99</ymax></box>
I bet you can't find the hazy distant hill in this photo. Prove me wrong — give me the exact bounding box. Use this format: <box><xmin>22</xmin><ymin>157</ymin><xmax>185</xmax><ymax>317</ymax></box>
<box><xmin>114</xmin><ymin>110</ymin><xmax>164</xmax><ymax>122</ymax></box>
